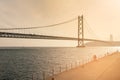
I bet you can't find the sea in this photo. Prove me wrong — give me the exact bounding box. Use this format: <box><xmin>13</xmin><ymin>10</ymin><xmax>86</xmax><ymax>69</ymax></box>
<box><xmin>0</xmin><ymin>47</ymin><xmax>119</xmax><ymax>80</ymax></box>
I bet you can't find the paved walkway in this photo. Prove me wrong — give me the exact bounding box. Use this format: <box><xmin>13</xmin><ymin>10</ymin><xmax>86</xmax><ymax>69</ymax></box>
<box><xmin>47</xmin><ymin>52</ymin><xmax>120</xmax><ymax>80</ymax></box>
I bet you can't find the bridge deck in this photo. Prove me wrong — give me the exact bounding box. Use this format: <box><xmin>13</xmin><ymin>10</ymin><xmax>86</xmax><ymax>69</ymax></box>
<box><xmin>47</xmin><ymin>52</ymin><xmax>120</xmax><ymax>80</ymax></box>
<box><xmin>0</xmin><ymin>32</ymin><xmax>109</xmax><ymax>43</ymax></box>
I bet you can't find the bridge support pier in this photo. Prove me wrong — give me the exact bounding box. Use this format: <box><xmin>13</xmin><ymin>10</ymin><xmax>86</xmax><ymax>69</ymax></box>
<box><xmin>77</xmin><ymin>15</ymin><xmax>85</xmax><ymax>47</ymax></box>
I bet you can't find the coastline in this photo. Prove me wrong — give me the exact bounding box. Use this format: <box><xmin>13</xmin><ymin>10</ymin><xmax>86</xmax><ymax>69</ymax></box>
<box><xmin>47</xmin><ymin>51</ymin><xmax>120</xmax><ymax>80</ymax></box>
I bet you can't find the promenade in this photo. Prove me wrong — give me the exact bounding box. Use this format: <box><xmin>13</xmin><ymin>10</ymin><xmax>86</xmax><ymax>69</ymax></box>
<box><xmin>47</xmin><ymin>52</ymin><xmax>120</xmax><ymax>80</ymax></box>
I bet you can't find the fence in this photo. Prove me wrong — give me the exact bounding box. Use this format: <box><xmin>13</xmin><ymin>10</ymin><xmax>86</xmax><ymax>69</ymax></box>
<box><xmin>29</xmin><ymin>50</ymin><xmax>119</xmax><ymax>80</ymax></box>
<box><xmin>43</xmin><ymin>50</ymin><xmax>119</xmax><ymax>80</ymax></box>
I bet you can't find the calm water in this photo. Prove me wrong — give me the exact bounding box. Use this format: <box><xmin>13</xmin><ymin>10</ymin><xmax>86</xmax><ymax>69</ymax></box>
<box><xmin>0</xmin><ymin>47</ymin><xmax>119</xmax><ymax>80</ymax></box>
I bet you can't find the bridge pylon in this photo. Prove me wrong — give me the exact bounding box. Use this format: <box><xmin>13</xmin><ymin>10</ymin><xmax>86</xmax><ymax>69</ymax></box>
<box><xmin>77</xmin><ymin>15</ymin><xmax>85</xmax><ymax>47</ymax></box>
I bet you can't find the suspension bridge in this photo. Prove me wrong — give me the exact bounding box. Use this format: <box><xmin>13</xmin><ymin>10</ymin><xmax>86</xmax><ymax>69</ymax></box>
<box><xmin>0</xmin><ymin>15</ymin><xmax>113</xmax><ymax>47</ymax></box>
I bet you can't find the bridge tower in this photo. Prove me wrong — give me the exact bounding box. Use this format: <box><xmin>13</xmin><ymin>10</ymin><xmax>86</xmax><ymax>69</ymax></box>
<box><xmin>77</xmin><ymin>15</ymin><xmax>85</xmax><ymax>47</ymax></box>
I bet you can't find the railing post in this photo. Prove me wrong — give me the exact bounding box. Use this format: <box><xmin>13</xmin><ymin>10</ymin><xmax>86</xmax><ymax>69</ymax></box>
<box><xmin>52</xmin><ymin>68</ymin><xmax>55</xmax><ymax>80</ymax></box>
<box><xmin>66</xmin><ymin>64</ymin><xmax>68</xmax><ymax>71</ymax></box>
<box><xmin>75</xmin><ymin>61</ymin><xmax>77</xmax><ymax>67</ymax></box>
<box><xmin>43</xmin><ymin>71</ymin><xmax>46</xmax><ymax>80</ymax></box>
<box><xmin>32</xmin><ymin>73</ymin><xmax>34</xmax><ymax>80</ymax></box>
<box><xmin>71</xmin><ymin>63</ymin><xmax>72</xmax><ymax>69</ymax></box>
<box><xmin>59</xmin><ymin>66</ymin><xmax>61</xmax><ymax>73</ymax></box>
<box><xmin>79</xmin><ymin>61</ymin><xmax>81</xmax><ymax>66</ymax></box>
<box><xmin>36</xmin><ymin>73</ymin><xmax>39</xmax><ymax>80</ymax></box>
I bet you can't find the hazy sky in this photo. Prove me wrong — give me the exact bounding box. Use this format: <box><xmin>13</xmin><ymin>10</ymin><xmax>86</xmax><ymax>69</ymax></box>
<box><xmin>0</xmin><ymin>0</ymin><xmax>120</xmax><ymax>47</ymax></box>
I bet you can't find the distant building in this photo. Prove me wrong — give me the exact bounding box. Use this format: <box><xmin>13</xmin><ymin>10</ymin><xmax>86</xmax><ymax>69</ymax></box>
<box><xmin>110</xmin><ymin>34</ymin><xmax>113</xmax><ymax>42</ymax></box>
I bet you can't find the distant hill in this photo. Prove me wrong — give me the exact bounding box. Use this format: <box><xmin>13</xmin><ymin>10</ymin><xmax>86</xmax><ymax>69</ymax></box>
<box><xmin>85</xmin><ymin>41</ymin><xmax>120</xmax><ymax>46</ymax></box>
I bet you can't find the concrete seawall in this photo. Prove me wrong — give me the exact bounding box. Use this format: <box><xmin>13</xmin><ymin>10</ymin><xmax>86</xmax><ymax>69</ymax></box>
<box><xmin>47</xmin><ymin>51</ymin><xmax>120</xmax><ymax>80</ymax></box>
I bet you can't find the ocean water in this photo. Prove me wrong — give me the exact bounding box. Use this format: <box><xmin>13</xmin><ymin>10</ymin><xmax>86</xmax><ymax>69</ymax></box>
<box><xmin>0</xmin><ymin>47</ymin><xmax>119</xmax><ymax>80</ymax></box>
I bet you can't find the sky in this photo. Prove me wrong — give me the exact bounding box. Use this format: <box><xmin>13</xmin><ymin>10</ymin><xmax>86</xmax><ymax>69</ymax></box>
<box><xmin>0</xmin><ymin>0</ymin><xmax>120</xmax><ymax>47</ymax></box>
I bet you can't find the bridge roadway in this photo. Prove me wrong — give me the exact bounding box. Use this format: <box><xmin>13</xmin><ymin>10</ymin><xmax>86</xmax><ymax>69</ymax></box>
<box><xmin>0</xmin><ymin>32</ymin><xmax>109</xmax><ymax>43</ymax></box>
